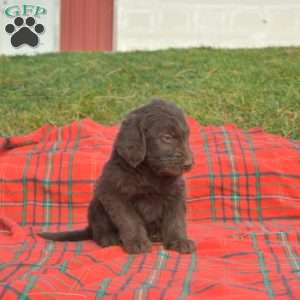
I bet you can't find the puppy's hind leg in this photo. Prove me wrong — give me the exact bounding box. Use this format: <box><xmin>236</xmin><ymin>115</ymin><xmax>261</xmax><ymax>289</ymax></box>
<box><xmin>89</xmin><ymin>201</ymin><xmax>120</xmax><ymax>247</ymax></box>
<box><xmin>92</xmin><ymin>219</ymin><xmax>120</xmax><ymax>247</ymax></box>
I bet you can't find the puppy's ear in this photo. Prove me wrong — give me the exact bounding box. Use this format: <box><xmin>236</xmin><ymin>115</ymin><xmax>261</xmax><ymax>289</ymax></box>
<box><xmin>115</xmin><ymin>113</ymin><xmax>146</xmax><ymax>168</ymax></box>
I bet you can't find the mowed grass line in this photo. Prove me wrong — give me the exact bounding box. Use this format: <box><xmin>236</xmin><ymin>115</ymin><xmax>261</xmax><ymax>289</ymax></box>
<box><xmin>0</xmin><ymin>47</ymin><xmax>299</xmax><ymax>138</ymax></box>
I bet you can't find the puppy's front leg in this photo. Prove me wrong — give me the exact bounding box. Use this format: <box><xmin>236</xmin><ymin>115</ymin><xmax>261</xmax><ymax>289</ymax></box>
<box><xmin>162</xmin><ymin>196</ymin><xmax>196</xmax><ymax>254</ymax></box>
<box><xmin>100</xmin><ymin>193</ymin><xmax>151</xmax><ymax>254</ymax></box>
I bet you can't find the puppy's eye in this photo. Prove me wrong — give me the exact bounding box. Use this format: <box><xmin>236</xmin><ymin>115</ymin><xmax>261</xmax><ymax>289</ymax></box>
<box><xmin>161</xmin><ymin>134</ymin><xmax>173</xmax><ymax>143</ymax></box>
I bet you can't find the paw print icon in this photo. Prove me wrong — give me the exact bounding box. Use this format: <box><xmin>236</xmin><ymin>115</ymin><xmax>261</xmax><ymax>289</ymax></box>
<box><xmin>5</xmin><ymin>17</ymin><xmax>45</xmax><ymax>48</ymax></box>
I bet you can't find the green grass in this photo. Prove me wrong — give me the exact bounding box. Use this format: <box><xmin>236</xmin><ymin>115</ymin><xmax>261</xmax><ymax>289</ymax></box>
<box><xmin>1</xmin><ymin>47</ymin><xmax>300</xmax><ymax>138</ymax></box>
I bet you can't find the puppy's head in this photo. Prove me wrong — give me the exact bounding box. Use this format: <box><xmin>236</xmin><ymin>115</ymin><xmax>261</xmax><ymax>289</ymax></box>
<box><xmin>115</xmin><ymin>99</ymin><xmax>193</xmax><ymax>176</ymax></box>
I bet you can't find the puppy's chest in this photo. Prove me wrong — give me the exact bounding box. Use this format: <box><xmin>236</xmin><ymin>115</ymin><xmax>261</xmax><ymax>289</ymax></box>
<box><xmin>131</xmin><ymin>192</ymin><xmax>164</xmax><ymax>224</ymax></box>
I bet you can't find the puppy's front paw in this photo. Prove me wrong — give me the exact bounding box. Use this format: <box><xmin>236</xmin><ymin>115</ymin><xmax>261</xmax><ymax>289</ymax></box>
<box><xmin>123</xmin><ymin>237</ymin><xmax>152</xmax><ymax>254</ymax></box>
<box><xmin>164</xmin><ymin>239</ymin><xmax>196</xmax><ymax>254</ymax></box>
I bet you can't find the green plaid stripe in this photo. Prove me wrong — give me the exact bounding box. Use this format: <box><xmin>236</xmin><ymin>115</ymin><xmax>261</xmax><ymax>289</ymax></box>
<box><xmin>245</xmin><ymin>132</ymin><xmax>263</xmax><ymax>222</ymax></box>
<box><xmin>0</xmin><ymin>283</ymin><xmax>22</xmax><ymax>299</ymax></box>
<box><xmin>21</xmin><ymin>144</ymin><xmax>33</xmax><ymax>226</ymax></box>
<box><xmin>221</xmin><ymin>127</ymin><xmax>241</xmax><ymax>222</ymax></box>
<box><xmin>21</xmin><ymin>241</ymin><xmax>55</xmax><ymax>281</ymax></box>
<box><xmin>159</xmin><ymin>255</ymin><xmax>181</xmax><ymax>300</ymax></box>
<box><xmin>1</xmin><ymin>239</ymin><xmax>37</xmax><ymax>283</ymax></box>
<box><xmin>200</xmin><ymin>127</ymin><xmax>216</xmax><ymax>221</ymax></box>
<box><xmin>32</xmin><ymin>129</ymin><xmax>48</xmax><ymax>225</ymax></box>
<box><xmin>108</xmin><ymin>255</ymin><xmax>137</xmax><ymax>298</ymax></box>
<box><xmin>213</xmin><ymin>132</ymin><xmax>226</xmax><ymax>221</ymax></box>
<box><xmin>115</xmin><ymin>253</ymin><xmax>147</xmax><ymax>297</ymax></box>
<box><xmin>1</xmin><ymin>178</ymin><xmax>94</xmax><ymax>184</ymax></box>
<box><xmin>236</xmin><ymin>131</ymin><xmax>252</xmax><ymax>220</ymax></box>
<box><xmin>178</xmin><ymin>253</ymin><xmax>197</xmax><ymax>300</ymax></box>
<box><xmin>75</xmin><ymin>241</ymin><xmax>82</xmax><ymax>255</ymax></box>
<box><xmin>189</xmin><ymin>172</ymin><xmax>300</xmax><ymax>180</ymax></box>
<box><xmin>43</xmin><ymin>128</ymin><xmax>62</xmax><ymax>230</ymax></box>
<box><xmin>251</xmin><ymin>232</ymin><xmax>275</xmax><ymax>300</ymax></box>
<box><xmin>263</xmin><ymin>229</ymin><xmax>296</xmax><ymax>299</ymax></box>
<box><xmin>261</xmin><ymin>224</ymin><xmax>296</xmax><ymax>300</ymax></box>
<box><xmin>21</xmin><ymin>126</ymin><xmax>52</xmax><ymax>226</ymax></box>
<box><xmin>135</xmin><ymin>249</ymin><xmax>169</xmax><ymax>299</ymax></box>
<box><xmin>120</xmin><ymin>255</ymin><xmax>136</xmax><ymax>276</ymax></box>
<box><xmin>57</xmin><ymin>127</ymin><xmax>66</xmax><ymax>229</ymax></box>
<box><xmin>19</xmin><ymin>275</ymin><xmax>38</xmax><ymax>300</ymax></box>
<box><xmin>67</xmin><ymin>122</ymin><xmax>82</xmax><ymax>229</ymax></box>
<box><xmin>278</xmin><ymin>232</ymin><xmax>300</xmax><ymax>276</ymax></box>
<box><xmin>96</xmin><ymin>278</ymin><xmax>112</xmax><ymax>299</ymax></box>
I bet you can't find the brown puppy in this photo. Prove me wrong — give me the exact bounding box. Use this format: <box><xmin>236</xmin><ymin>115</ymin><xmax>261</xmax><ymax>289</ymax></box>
<box><xmin>39</xmin><ymin>99</ymin><xmax>196</xmax><ymax>254</ymax></box>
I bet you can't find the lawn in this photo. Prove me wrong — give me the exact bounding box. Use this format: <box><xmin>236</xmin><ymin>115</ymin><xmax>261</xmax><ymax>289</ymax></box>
<box><xmin>0</xmin><ymin>47</ymin><xmax>300</xmax><ymax>138</ymax></box>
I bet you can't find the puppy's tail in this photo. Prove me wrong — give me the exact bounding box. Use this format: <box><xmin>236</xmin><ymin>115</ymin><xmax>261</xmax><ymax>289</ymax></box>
<box><xmin>38</xmin><ymin>227</ymin><xmax>92</xmax><ymax>241</ymax></box>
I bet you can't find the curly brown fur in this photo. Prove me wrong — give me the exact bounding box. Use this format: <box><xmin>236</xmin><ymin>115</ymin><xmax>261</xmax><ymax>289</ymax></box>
<box><xmin>39</xmin><ymin>99</ymin><xmax>196</xmax><ymax>254</ymax></box>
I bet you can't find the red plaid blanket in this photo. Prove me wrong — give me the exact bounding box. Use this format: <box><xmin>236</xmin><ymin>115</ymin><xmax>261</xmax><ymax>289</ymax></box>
<box><xmin>1</xmin><ymin>117</ymin><xmax>300</xmax><ymax>299</ymax></box>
